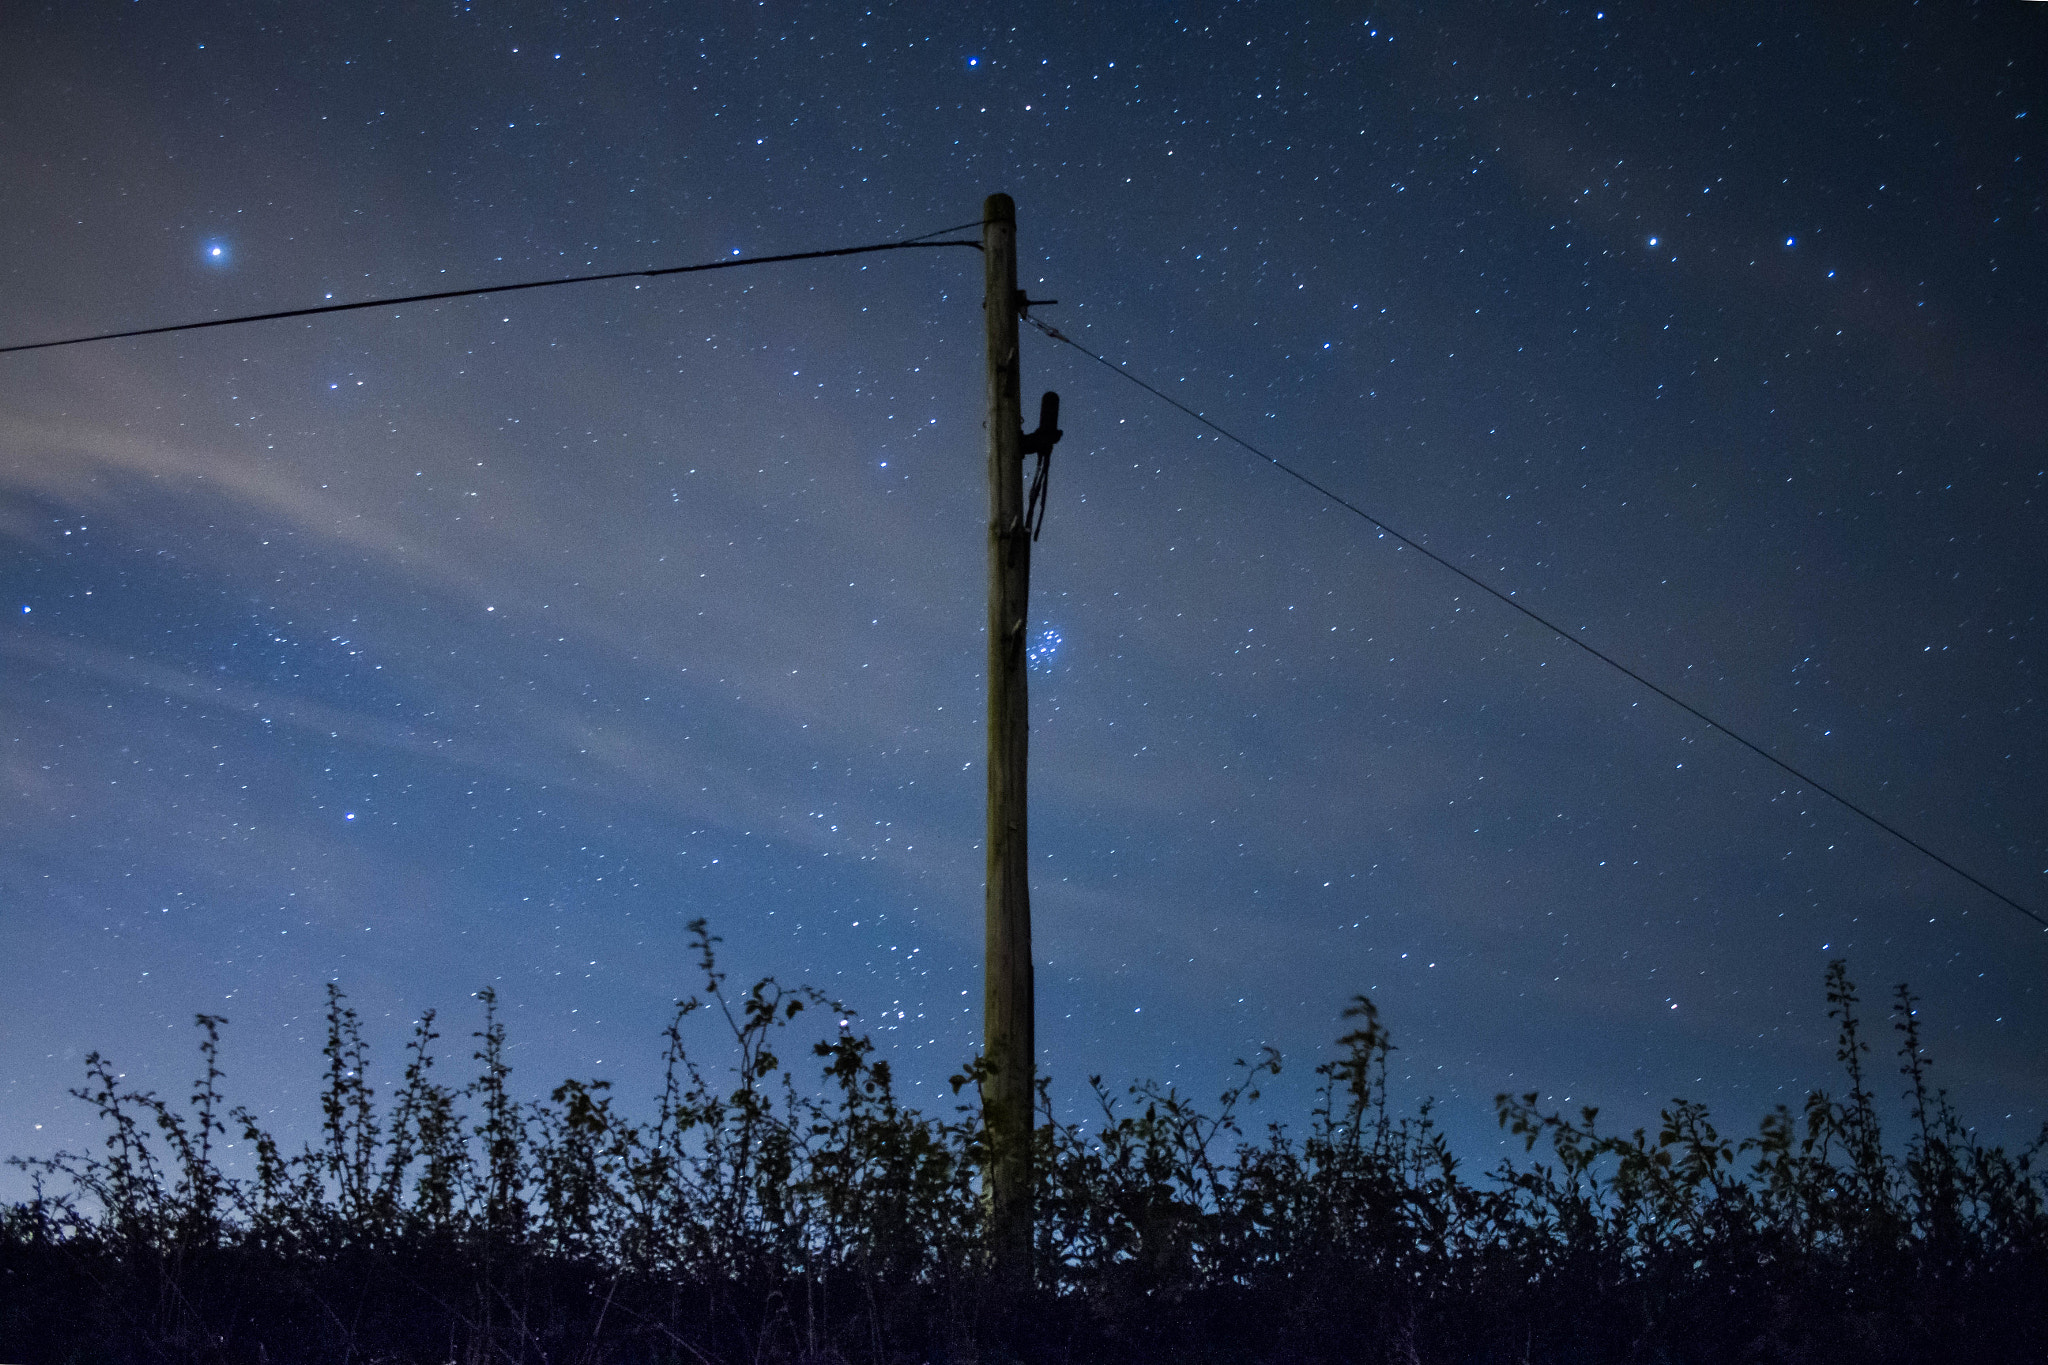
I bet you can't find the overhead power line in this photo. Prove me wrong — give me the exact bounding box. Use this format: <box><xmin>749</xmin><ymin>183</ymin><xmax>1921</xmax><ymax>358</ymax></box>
<box><xmin>0</xmin><ymin>223</ymin><xmax>985</xmax><ymax>357</ymax></box>
<box><xmin>1023</xmin><ymin>314</ymin><xmax>2046</xmax><ymax>933</ymax></box>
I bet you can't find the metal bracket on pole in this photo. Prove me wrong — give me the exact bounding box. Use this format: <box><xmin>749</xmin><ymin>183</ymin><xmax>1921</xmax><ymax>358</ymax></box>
<box><xmin>1022</xmin><ymin>391</ymin><xmax>1062</xmax><ymax>542</ymax></box>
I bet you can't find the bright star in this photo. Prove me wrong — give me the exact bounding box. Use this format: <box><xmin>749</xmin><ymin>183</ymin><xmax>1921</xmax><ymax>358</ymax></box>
<box><xmin>201</xmin><ymin>240</ymin><xmax>231</xmax><ymax>265</ymax></box>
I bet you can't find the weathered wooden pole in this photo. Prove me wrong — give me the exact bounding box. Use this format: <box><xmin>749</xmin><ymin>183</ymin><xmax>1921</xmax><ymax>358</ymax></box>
<box><xmin>981</xmin><ymin>191</ymin><xmax>1034</xmax><ymax>1281</ymax></box>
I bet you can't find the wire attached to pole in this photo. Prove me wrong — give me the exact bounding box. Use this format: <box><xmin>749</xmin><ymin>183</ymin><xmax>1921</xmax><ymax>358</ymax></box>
<box><xmin>1023</xmin><ymin>314</ymin><xmax>2045</xmax><ymax>933</ymax></box>
<box><xmin>1</xmin><ymin>229</ymin><xmax>984</xmax><ymax>357</ymax></box>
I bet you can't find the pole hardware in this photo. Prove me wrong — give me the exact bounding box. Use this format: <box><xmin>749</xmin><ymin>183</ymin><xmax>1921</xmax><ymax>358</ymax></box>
<box><xmin>1022</xmin><ymin>391</ymin><xmax>1062</xmax><ymax>542</ymax></box>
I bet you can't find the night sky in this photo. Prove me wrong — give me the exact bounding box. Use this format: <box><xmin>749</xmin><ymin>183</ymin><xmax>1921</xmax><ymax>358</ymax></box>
<box><xmin>4</xmin><ymin>1</ymin><xmax>2044</xmax><ymax>1194</ymax></box>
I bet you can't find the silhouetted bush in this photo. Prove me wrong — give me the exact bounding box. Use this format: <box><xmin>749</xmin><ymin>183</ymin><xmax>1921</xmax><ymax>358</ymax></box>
<box><xmin>5</xmin><ymin>925</ymin><xmax>2043</xmax><ymax>1363</ymax></box>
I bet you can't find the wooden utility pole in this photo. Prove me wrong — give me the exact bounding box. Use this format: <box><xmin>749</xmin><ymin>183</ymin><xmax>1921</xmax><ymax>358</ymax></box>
<box><xmin>981</xmin><ymin>192</ymin><xmax>1035</xmax><ymax>1281</ymax></box>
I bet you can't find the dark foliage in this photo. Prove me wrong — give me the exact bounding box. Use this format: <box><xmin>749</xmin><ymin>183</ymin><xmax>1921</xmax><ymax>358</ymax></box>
<box><xmin>6</xmin><ymin>927</ymin><xmax>2044</xmax><ymax>1364</ymax></box>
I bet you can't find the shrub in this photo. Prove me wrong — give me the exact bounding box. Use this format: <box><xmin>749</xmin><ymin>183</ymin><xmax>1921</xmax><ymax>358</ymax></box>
<box><xmin>5</xmin><ymin>928</ymin><xmax>2043</xmax><ymax>1364</ymax></box>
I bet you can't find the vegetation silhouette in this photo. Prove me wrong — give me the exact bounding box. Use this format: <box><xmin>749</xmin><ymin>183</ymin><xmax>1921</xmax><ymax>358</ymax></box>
<box><xmin>5</xmin><ymin>923</ymin><xmax>2043</xmax><ymax>1363</ymax></box>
